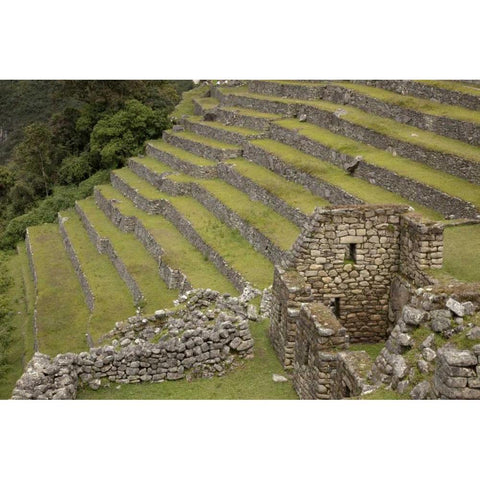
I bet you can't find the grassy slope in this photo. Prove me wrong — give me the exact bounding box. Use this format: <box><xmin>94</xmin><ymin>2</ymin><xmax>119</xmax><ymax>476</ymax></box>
<box><xmin>275</xmin><ymin>118</ymin><xmax>480</xmax><ymax>212</ymax></box>
<box><xmin>98</xmin><ymin>184</ymin><xmax>239</xmax><ymax>295</ymax></box>
<box><xmin>77</xmin><ymin>197</ymin><xmax>179</xmax><ymax>312</ymax></box>
<box><xmin>76</xmin><ymin>319</ymin><xmax>298</xmax><ymax>399</ymax></box>
<box><xmin>113</xmin><ymin>168</ymin><xmax>274</xmax><ymax>289</ymax></box>
<box><xmin>252</xmin><ymin>139</ymin><xmax>442</xmax><ymax>220</ymax></box>
<box><xmin>60</xmin><ymin>209</ymin><xmax>136</xmax><ymax>340</ymax></box>
<box><xmin>168</xmin><ymin>130</ymin><xmax>241</xmax><ymax>149</ymax></box>
<box><xmin>148</xmin><ymin>140</ymin><xmax>215</xmax><ymax>166</ymax></box>
<box><xmin>28</xmin><ymin>224</ymin><xmax>91</xmax><ymax>355</ymax></box>
<box><xmin>0</xmin><ymin>248</ymin><xmax>35</xmax><ymax>398</ymax></box>
<box><xmin>187</xmin><ymin>115</ymin><xmax>262</xmax><ymax>136</ymax></box>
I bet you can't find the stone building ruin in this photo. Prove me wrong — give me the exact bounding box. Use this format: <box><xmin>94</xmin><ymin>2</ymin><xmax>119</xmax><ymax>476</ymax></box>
<box><xmin>269</xmin><ymin>204</ymin><xmax>446</xmax><ymax>398</ymax></box>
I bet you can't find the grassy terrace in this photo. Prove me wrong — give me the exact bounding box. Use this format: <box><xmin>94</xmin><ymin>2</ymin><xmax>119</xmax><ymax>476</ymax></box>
<box><xmin>27</xmin><ymin>224</ymin><xmax>90</xmax><ymax>355</ymax></box>
<box><xmin>171</xmin><ymin>84</ymin><xmax>210</xmax><ymax>119</ymax></box>
<box><xmin>440</xmin><ymin>224</ymin><xmax>480</xmax><ymax>283</ymax></box>
<box><xmin>219</xmin><ymin>105</ymin><xmax>284</xmax><ymax>120</ymax></box>
<box><xmin>60</xmin><ymin>209</ymin><xmax>136</xmax><ymax>340</ymax></box>
<box><xmin>166</xmin><ymin>130</ymin><xmax>241</xmax><ymax>150</ymax></box>
<box><xmin>227</xmin><ymin>86</ymin><xmax>480</xmax><ymax>163</ymax></box>
<box><xmin>251</xmin><ymin>139</ymin><xmax>442</xmax><ymax>220</ymax></box>
<box><xmin>275</xmin><ymin>119</ymin><xmax>480</xmax><ymax>213</ymax></box>
<box><xmin>0</xmin><ymin>248</ymin><xmax>35</xmax><ymax>398</ymax></box>
<box><xmin>76</xmin><ymin>319</ymin><xmax>298</xmax><ymax>399</ymax></box>
<box><xmin>225</xmin><ymin>157</ymin><xmax>329</xmax><ymax>214</ymax></box>
<box><xmin>194</xmin><ymin>96</ymin><xmax>219</xmax><ymax>110</ymax></box>
<box><xmin>333</xmin><ymin>81</ymin><xmax>480</xmax><ymax>124</ymax></box>
<box><xmin>98</xmin><ymin>183</ymin><xmax>239</xmax><ymax>295</ymax></box>
<box><xmin>418</xmin><ymin>80</ymin><xmax>480</xmax><ymax>97</ymax></box>
<box><xmin>148</xmin><ymin>140</ymin><xmax>215</xmax><ymax>166</ymax></box>
<box><xmin>187</xmin><ymin>115</ymin><xmax>263</xmax><ymax>137</ymax></box>
<box><xmin>152</xmin><ymin>162</ymin><xmax>302</xmax><ymax>251</ymax></box>
<box><xmin>77</xmin><ymin>197</ymin><xmax>179</xmax><ymax>312</ymax></box>
<box><xmin>113</xmin><ymin>168</ymin><xmax>274</xmax><ymax>289</ymax></box>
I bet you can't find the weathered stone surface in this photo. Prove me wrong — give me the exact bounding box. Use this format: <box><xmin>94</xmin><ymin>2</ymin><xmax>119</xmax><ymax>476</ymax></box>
<box><xmin>446</xmin><ymin>298</ymin><xmax>466</xmax><ymax>317</ymax></box>
<box><xmin>466</xmin><ymin>326</ymin><xmax>480</xmax><ymax>340</ymax></box>
<box><xmin>272</xmin><ymin>374</ymin><xmax>288</xmax><ymax>382</ymax></box>
<box><xmin>402</xmin><ymin>305</ymin><xmax>428</xmax><ymax>326</ymax></box>
<box><xmin>430</xmin><ymin>310</ymin><xmax>452</xmax><ymax>333</ymax></box>
<box><xmin>410</xmin><ymin>381</ymin><xmax>432</xmax><ymax>400</ymax></box>
<box><xmin>440</xmin><ymin>348</ymin><xmax>477</xmax><ymax>367</ymax></box>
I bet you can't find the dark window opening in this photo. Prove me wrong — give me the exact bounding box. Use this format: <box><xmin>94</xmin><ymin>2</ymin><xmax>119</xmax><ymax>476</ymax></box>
<box><xmin>303</xmin><ymin>344</ymin><xmax>310</xmax><ymax>366</ymax></box>
<box><xmin>346</xmin><ymin>243</ymin><xmax>357</xmax><ymax>263</ymax></box>
<box><xmin>333</xmin><ymin>297</ymin><xmax>341</xmax><ymax>318</ymax></box>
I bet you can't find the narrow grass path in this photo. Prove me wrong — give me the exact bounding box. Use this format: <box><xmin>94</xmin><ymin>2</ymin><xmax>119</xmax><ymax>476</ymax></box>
<box><xmin>60</xmin><ymin>209</ymin><xmax>137</xmax><ymax>341</ymax></box>
<box><xmin>27</xmin><ymin>224</ymin><xmax>90</xmax><ymax>355</ymax></box>
<box><xmin>0</xmin><ymin>248</ymin><xmax>35</xmax><ymax>398</ymax></box>
<box><xmin>148</xmin><ymin>140</ymin><xmax>215</xmax><ymax>166</ymax></box>
<box><xmin>418</xmin><ymin>80</ymin><xmax>480</xmax><ymax>96</ymax></box>
<box><xmin>275</xmin><ymin>118</ymin><xmax>480</xmax><ymax>211</ymax></box>
<box><xmin>187</xmin><ymin>115</ymin><xmax>263</xmax><ymax>136</ymax></box>
<box><xmin>113</xmin><ymin>168</ymin><xmax>274</xmax><ymax>289</ymax></box>
<box><xmin>77</xmin><ymin>197</ymin><xmax>179</xmax><ymax>312</ymax></box>
<box><xmin>98</xmin><ymin>184</ymin><xmax>239</xmax><ymax>295</ymax></box>
<box><xmin>76</xmin><ymin>319</ymin><xmax>298</xmax><ymax>399</ymax></box>
<box><xmin>251</xmin><ymin>139</ymin><xmax>442</xmax><ymax>220</ymax></box>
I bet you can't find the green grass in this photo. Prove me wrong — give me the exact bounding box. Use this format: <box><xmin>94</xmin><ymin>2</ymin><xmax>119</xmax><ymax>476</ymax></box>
<box><xmin>147</xmin><ymin>140</ymin><xmax>216</xmax><ymax>167</ymax></box>
<box><xmin>226</xmin><ymin>157</ymin><xmax>329</xmax><ymax>214</ymax></box>
<box><xmin>167</xmin><ymin>130</ymin><xmax>241</xmax><ymax>150</ymax></box>
<box><xmin>226</xmin><ymin>85</ymin><xmax>480</xmax><ymax>163</ymax></box>
<box><xmin>219</xmin><ymin>105</ymin><xmax>284</xmax><ymax>120</ymax></box>
<box><xmin>60</xmin><ymin>209</ymin><xmax>137</xmax><ymax>341</ymax></box>
<box><xmin>187</xmin><ymin>115</ymin><xmax>262</xmax><ymax>136</ymax></box>
<box><xmin>113</xmin><ymin>168</ymin><xmax>274</xmax><ymax>289</ymax></box>
<box><xmin>171</xmin><ymin>84</ymin><xmax>210</xmax><ymax>119</ymax></box>
<box><xmin>0</xmin><ymin>249</ymin><xmax>35</xmax><ymax>399</ymax></box>
<box><xmin>251</xmin><ymin>139</ymin><xmax>442</xmax><ymax>220</ymax></box>
<box><xmin>27</xmin><ymin>224</ymin><xmax>91</xmax><ymax>355</ymax></box>
<box><xmin>333</xmin><ymin>81</ymin><xmax>480</xmax><ymax>125</ymax></box>
<box><xmin>360</xmin><ymin>386</ymin><xmax>409</xmax><ymax>400</ymax></box>
<box><xmin>97</xmin><ymin>184</ymin><xmax>239</xmax><ymax>295</ymax></box>
<box><xmin>77</xmin><ymin>197</ymin><xmax>179</xmax><ymax>312</ymax></box>
<box><xmin>166</xmin><ymin>171</ymin><xmax>302</xmax><ymax>251</ymax></box>
<box><xmin>418</xmin><ymin>80</ymin><xmax>480</xmax><ymax>97</ymax></box>
<box><xmin>275</xmin><ymin>118</ymin><xmax>480</xmax><ymax>212</ymax></box>
<box><xmin>440</xmin><ymin>224</ymin><xmax>480</xmax><ymax>283</ymax></box>
<box><xmin>349</xmin><ymin>342</ymin><xmax>385</xmax><ymax>362</ymax></box>
<box><xmin>76</xmin><ymin>319</ymin><xmax>298</xmax><ymax>399</ymax></box>
<box><xmin>194</xmin><ymin>96</ymin><xmax>219</xmax><ymax>110</ymax></box>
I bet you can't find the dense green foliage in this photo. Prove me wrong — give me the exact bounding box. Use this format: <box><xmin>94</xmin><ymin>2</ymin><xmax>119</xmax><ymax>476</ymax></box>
<box><xmin>0</xmin><ymin>80</ymin><xmax>194</xmax><ymax>248</ymax></box>
<box><xmin>0</xmin><ymin>252</ymin><xmax>14</xmax><ymax>377</ymax></box>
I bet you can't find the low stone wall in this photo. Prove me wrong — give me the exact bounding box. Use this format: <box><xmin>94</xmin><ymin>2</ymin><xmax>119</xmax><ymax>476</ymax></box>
<box><xmin>297</xmin><ymin>103</ymin><xmax>480</xmax><ymax>186</ymax></box>
<box><xmin>12</xmin><ymin>289</ymin><xmax>255</xmax><ymax>399</ymax></box>
<box><xmin>243</xmin><ymin>143</ymin><xmax>360</xmax><ymax>205</ymax></box>
<box><xmin>75</xmin><ymin>202</ymin><xmax>144</xmax><ymax>303</ymax></box>
<box><xmin>145</xmin><ymin>144</ymin><xmax>217</xmax><ymax>179</ymax></box>
<box><xmin>217</xmin><ymin>162</ymin><xmax>308</xmax><ymax>228</ymax></box>
<box><xmin>216</xmin><ymin>107</ymin><xmax>275</xmax><ymax>131</ymax></box>
<box><xmin>163</xmin><ymin>130</ymin><xmax>242</xmax><ymax>161</ymax></box>
<box><xmin>183</xmin><ymin>118</ymin><xmax>264</xmax><ymax>145</ymax></box>
<box><xmin>93</xmin><ymin>188</ymin><xmax>191</xmax><ymax>293</ymax></box>
<box><xmin>293</xmin><ymin>303</ymin><xmax>348</xmax><ymax>399</ymax></box>
<box><xmin>355</xmin><ymin>80</ymin><xmax>480</xmax><ymax>112</ymax></box>
<box><xmin>58</xmin><ymin>214</ymin><xmax>95</xmax><ymax>312</ymax></box>
<box><xmin>270</xmin><ymin>123</ymin><xmax>479</xmax><ymax>219</ymax></box>
<box><xmin>332</xmin><ymin>351</ymin><xmax>373</xmax><ymax>398</ymax></box>
<box><xmin>110</xmin><ymin>172</ymin><xmax>248</xmax><ymax>293</ymax></box>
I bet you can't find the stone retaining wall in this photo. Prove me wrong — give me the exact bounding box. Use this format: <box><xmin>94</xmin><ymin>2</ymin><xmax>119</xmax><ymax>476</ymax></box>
<box><xmin>12</xmin><ymin>289</ymin><xmax>255</xmax><ymax>399</ymax></box>
<box><xmin>145</xmin><ymin>144</ymin><xmax>217</xmax><ymax>179</ymax></box>
<box><xmin>110</xmin><ymin>172</ymin><xmax>248</xmax><ymax>293</ymax></box>
<box><xmin>75</xmin><ymin>202</ymin><xmax>144</xmax><ymax>303</ymax></box>
<box><xmin>58</xmin><ymin>214</ymin><xmax>95</xmax><ymax>312</ymax></box>
<box><xmin>270</xmin><ymin>123</ymin><xmax>479</xmax><ymax>219</ymax></box>
<box><xmin>25</xmin><ymin>231</ymin><xmax>39</xmax><ymax>353</ymax></box>
<box><xmin>355</xmin><ymin>80</ymin><xmax>480</xmax><ymax>111</ymax></box>
<box><xmin>93</xmin><ymin>189</ymin><xmax>191</xmax><ymax>293</ymax></box>
<box><xmin>183</xmin><ymin>118</ymin><xmax>264</xmax><ymax>145</ymax></box>
<box><xmin>163</xmin><ymin>130</ymin><xmax>242</xmax><ymax>161</ymax></box>
<box><xmin>297</xmin><ymin>103</ymin><xmax>480</xmax><ymax>186</ymax></box>
<box><xmin>215</xmin><ymin>107</ymin><xmax>275</xmax><ymax>131</ymax></box>
<box><xmin>243</xmin><ymin>143</ymin><xmax>360</xmax><ymax>205</ymax></box>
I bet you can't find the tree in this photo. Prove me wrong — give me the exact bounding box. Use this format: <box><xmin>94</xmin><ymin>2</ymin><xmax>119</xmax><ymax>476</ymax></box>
<box><xmin>90</xmin><ymin>99</ymin><xmax>171</xmax><ymax>169</ymax></box>
<box><xmin>13</xmin><ymin>122</ymin><xmax>56</xmax><ymax>197</ymax></box>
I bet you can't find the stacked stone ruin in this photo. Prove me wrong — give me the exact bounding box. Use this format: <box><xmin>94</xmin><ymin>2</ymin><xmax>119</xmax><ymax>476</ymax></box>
<box><xmin>15</xmin><ymin>80</ymin><xmax>480</xmax><ymax>399</ymax></box>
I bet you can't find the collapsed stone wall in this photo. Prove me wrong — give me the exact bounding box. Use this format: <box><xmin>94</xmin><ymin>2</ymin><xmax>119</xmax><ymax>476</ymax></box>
<box><xmin>12</xmin><ymin>289</ymin><xmax>255</xmax><ymax>400</ymax></box>
<box><xmin>370</xmin><ymin>284</ymin><xmax>480</xmax><ymax>399</ymax></box>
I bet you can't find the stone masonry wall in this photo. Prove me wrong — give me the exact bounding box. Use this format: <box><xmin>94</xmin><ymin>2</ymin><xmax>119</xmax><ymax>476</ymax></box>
<box><xmin>292</xmin><ymin>303</ymin><xmax>348</xmax><ymax>399</ymax></box>
<box><xmin>58</xmin><ymin>214</ymin><xmax>95</xmax><ymax>312</ymax></box>
<box><xmin>12</xmin><ymin>289</ymin><xmax>254</xmax><ymax>399</ymax></box>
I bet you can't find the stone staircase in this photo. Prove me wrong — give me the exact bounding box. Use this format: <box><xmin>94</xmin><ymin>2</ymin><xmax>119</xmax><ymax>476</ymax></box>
<box><xmin>22</xmin><ymin>80</ymin><xmax>480</xmax><ymax>359</ymax></box>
